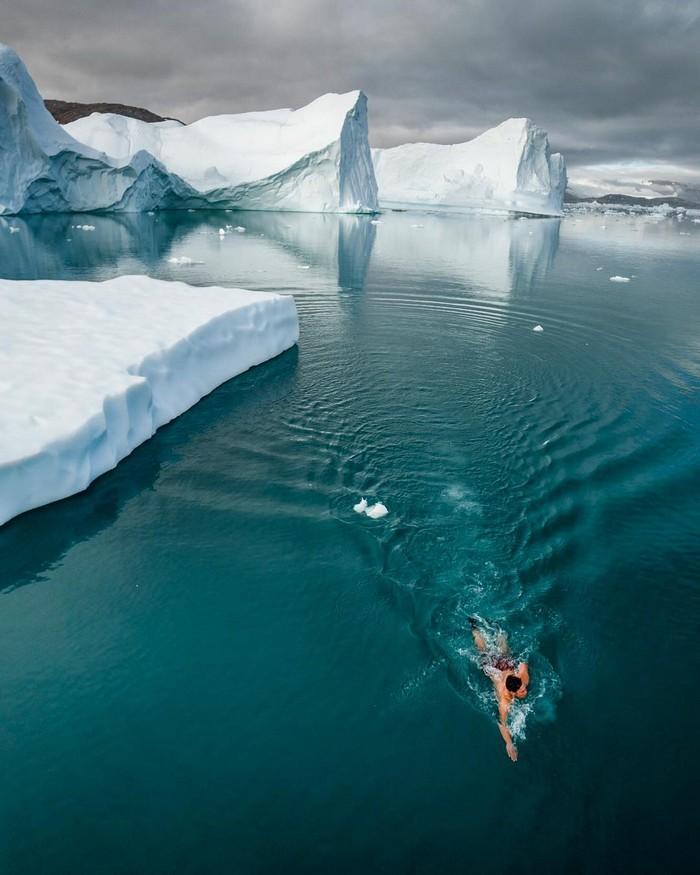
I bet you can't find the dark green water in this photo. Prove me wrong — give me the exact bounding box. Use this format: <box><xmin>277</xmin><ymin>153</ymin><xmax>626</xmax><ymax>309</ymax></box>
<box><xmin>1</xmin><ymin>209</ymin><xmax>698</xmax><ymax>874</ymax></box>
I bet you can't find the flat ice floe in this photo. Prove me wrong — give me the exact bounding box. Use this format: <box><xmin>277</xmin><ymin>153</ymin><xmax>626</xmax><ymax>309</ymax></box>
<box><xmin>0</xmin><ymin>275</ymin><xmax>299</xmax><ymax>525</ymax></box>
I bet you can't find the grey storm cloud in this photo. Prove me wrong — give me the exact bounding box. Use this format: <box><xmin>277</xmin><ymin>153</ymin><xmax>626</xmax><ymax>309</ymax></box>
<box><xmin>4</xmin><ymin>0</ymin><xmax>700</xmax><ymax>177</ymax></box>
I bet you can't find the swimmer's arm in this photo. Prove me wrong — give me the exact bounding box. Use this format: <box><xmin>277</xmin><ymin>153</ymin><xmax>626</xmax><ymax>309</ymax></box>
<box><xmin>498</xmin><ymin>698</ymin><xmax>518</xmax><ymax>762</ymax></box>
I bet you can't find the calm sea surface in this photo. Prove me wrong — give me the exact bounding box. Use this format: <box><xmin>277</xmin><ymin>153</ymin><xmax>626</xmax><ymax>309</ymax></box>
<box><xmin>1</xmin><ymin>209</ymin><xmax>698</xmax><ymax>873</ymax></box>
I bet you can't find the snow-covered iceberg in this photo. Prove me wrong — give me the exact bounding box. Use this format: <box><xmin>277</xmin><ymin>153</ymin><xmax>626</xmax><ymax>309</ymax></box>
<box><xmin>0</xmin><ymin>44</ymin><xmax>200</xmax><ymax>215</ymax></box>
<box><xmin>372</xmin><ymin>118</ymin><xmax>566</xmax><ymax>217</ymax></box>
<box><xmin>65</xmin><ymin>93</ymin><xmax>378</xmax><ymax>214</ymax></box>
<box><xmin>0</xmin><ymin>42</ymin><xmax>377</xmax><ymax>215</ymax></box>
<box><xmin>0</xmin><ymin>275</ymin><xmax>298</xmax><ymax>525</ymax></box>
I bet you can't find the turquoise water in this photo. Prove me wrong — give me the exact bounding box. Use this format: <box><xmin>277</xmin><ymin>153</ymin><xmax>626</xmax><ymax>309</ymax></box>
<box><xmin>1</xmin><ymin>209</ymin><xmax>699</xmax><ymax>873</ymax></box>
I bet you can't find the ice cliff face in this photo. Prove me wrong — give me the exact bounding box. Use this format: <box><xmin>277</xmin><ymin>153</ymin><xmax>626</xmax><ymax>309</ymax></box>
<box><xmin>0</xmin><ymin>43</ymin><xmax>377</xmax><ymax>215</ymax></box>
<box><xmin>373</xmin><ymin>118</ymin><xmax>566</xmax><ymax>217</ymax></box>
<box><xmin>66</xmin><ymin>91</ymin><xmax>378</xmax><ymax>213</ymax></box>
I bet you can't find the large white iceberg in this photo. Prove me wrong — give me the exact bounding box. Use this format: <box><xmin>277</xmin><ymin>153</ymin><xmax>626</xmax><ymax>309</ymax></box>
<box><xmin>65</xmin><ymin>93</ymin><xmax>378</xmax><ymax>214</ymax></box>
<box><xmin>0</xmin><ymin>43</ymin><xmax>377</xmax><ymax>215</ymax></box>
<box><xmin>372</xmin><ymin>118</ymin><xmax>566</xmax><ymax>217</ymax></box>
<box><xmin>0</xmin><ymin>275</ymin><xmax>298</xmax><ymax>525</ymax></box>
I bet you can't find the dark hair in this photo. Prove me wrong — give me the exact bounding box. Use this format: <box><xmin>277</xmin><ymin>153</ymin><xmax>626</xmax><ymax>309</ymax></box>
<box><xmin>505</xmin><ymin>675</ymin><xmax>522</xmax><ymax>693</ymax></box>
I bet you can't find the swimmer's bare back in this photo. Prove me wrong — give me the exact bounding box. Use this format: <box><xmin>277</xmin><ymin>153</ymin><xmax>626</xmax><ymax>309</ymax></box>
<box><xmin>469</xmin><ymin>617</ymin><xmax>529</xmax><ymax>762</ymax></box>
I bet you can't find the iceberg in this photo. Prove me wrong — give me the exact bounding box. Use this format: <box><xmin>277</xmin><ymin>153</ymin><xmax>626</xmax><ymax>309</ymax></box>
<box><xmin>65</xmin><ymin>93</ymin><xmax>378</xmax><ymax>214</ymax></box>
<box><xmin>372</xmin><ymin>118</ymin><xmax>566</xmax><ymax>217</ymax></box>
<box><xmin>0</xmin><ymin>275</ymin><xmax>298</xmax><ymax>526</ymax></box>
<box><xmin>0</xmin><ymin>43</ymin><xmax>377</xmax><ymax>215</ymax></box>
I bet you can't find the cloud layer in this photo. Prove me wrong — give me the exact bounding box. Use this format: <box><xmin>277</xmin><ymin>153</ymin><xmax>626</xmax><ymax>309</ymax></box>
<box><xmin>5</xmin><ymin>0</ymin><xmax>699</xmax><ymax>177</ymax></box>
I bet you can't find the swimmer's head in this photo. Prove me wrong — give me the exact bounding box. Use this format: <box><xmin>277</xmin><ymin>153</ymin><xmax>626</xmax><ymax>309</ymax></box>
<box><xmin>506</xmin><ymin>675</ymin><xmax>524</xmax><ymax>696</ymax></box>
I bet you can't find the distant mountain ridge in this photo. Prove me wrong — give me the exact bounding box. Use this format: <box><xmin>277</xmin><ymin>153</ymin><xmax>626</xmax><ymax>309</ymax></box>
<box><xmin>565</xmin><ymin>191</ymin><xmax>700</xmax><ymax>209</ymax></box>
<box><xmin>45</xmin><ymin>99</ymin><xmax>183</xmax><ymax>125</ymax></box>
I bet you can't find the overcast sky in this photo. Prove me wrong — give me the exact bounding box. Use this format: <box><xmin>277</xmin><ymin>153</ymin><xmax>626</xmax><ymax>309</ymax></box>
<box><xmin>4</xmin><ymin>0</ymin><xmax>700</xmax><ymax>193</ymax></box>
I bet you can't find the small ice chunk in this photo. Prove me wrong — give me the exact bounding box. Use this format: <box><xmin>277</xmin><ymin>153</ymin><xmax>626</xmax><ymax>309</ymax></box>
<box><xmin>410</xmin><ymin>224</ymin><xmax>424</xmax><ymax>229</ymax></box>
<box><xmin>533</xmin><ymin>324</ymin><xmax>544</xmax><ymax>332</ymax></box>
<box><xmin>680</xmin><ymin>231</ymin><xmax>690</xmax><ymax>236</ymax></box>
<box><xmin>297</xmin><ymin>264</ymin><xmax>311</xmax><ymax>270</ymax></box>
<box><xmin>365</xmin><ymin>502</ymin><xmax>388</xmax><ymax>519</ymax></box>
<box><xmin>595</xmin><ymin>266</ymin><xmax>603</xmax><ymax>271</ymax></box>
<box><xmin>167</xmin><ymin>256</ymin><xmax>201</xmax><ymax>266</ymax></box>
<box><xmin>609</xmin><ymin>276</ymin><xmax>631</xmax><ymax>283</ymax></box>
<box><xmin>218</xmin><ymin>228</ymin><xmax>226</xmax><ymax>236</ymax></box>
<box><xmin>187</xmin><ymin>209</ymin><xmax>195</xmax><ymax>213</ymax></box>
<box><xmin>9</xmin><ymin>226</ymin><xmax>20</xmax><ymax>234</ymax></box>
<box><xmin>353</xmin><ymin>498</ymin><xmax>368</xmax><ymax>514</ymax></box>
<box><xmin>147</xmin><ymin>211</ymin><xmax>155</xmax><ymax>216</ymax></box>
<box><xmin>370</xmin><ymin>219</ymin><xmax>383</xmax><ymax>225</ymax></box>
<box><xmin>234</xmin><ymin>226</ymin><xmax>246</xmax><ymax>233</ymax></box>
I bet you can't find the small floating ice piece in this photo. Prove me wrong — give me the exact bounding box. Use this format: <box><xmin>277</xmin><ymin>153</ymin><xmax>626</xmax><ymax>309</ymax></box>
<box><xmin>218</xmin><ymin>228</ymin><xmax>227</xmax><ymax>236</ymax></box>
<box><xmin>370</xmin><ymin>219</ymin><xmax>383</xmax><ymax>225</ymax></box>
<box><xmin>595</xmin><ymin>266</ymin><xmax>603</xmax><ymax>271</ymax></box>
<box><xmin>533</xmin><ymin>324</ymin><xmax>544</xmax><ymax>332</ymax></box>
<box><xmin>297</xmin><ymin>264</ymin><xmax>311</xmax><ymax>270</ymax></box>
<box><xmin>353</xmin><ymin>498</ymin><xmax>368</xmax><ymax>514</ymax></box>
<box><xmin>410</xmin><ymin>224</ymin><xmax>424</xmax><ymax>229</ymax></box>
<box><xmin>167</xmin><ymin>256</ymin><xmax>202</xmax><ymax>266</ymax></box>
<box><xmin>75</xmin><ymin>224</ymin><xmax>95</xmax><ymax>231</ymax></box>
<box><xmin>9</xmin><ymin>226</ymin><xmax>20</xmax><ymax>233</ymax></box>
<box><xmin>234</xmin><ymin>226</ymin><xmax>246</xmax><ymax>233</ymax></box>
<box><xmin>147</xmin><ymin>211</ymin><xmax>155</xmax><ymax>216</ymax></box>
<box><xmin>365</xmin><ymin>502</ymin><xmax>389</xmax><ymax>519</ymax></box>
<box><xmin>609</xmin><ymin>276</ymin><xmax>631</xmax><ymax>283</ymax></box>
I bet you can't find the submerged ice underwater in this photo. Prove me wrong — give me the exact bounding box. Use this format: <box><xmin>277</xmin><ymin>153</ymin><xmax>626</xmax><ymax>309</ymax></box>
<box><xmin>1</xmin><ymin>207</ymin><xmax>698</xmax><ymax>872</ymax></box>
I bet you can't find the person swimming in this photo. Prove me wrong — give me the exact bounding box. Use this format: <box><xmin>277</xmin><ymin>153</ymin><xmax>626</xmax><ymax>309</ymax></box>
<box><xmin>469</xmin><ymin>617</ymin><xmax>529</xmax><ymax>762</ymax></box>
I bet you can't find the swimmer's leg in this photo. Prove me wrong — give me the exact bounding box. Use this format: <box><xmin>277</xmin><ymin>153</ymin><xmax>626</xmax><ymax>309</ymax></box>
<box><xmin>469</xmin><ymin>618</ymin><xmax>487</xmax><ymax>652</ymax></box>
<box><xmin>495</xmin><ymin>631</ymin><xmax>510</xmax><ymax>655</ymax></box>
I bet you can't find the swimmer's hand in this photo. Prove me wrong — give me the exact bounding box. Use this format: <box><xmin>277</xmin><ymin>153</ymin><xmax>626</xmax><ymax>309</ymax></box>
<box><xmin>506</xmin><ymin>741</ymin><xmax>518</xmax><ymax>762</ymax></box>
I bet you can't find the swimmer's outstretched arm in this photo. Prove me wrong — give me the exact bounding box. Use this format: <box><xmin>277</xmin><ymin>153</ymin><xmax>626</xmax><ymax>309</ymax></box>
<box><xmin>498</xmin><ymin>697</ymin><xmax>518</xmax><ymax>762</ymax></box>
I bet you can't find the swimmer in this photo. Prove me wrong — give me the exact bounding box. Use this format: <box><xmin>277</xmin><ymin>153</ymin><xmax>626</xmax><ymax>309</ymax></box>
<box><xmin>469</xmin><ymin>617</ymin><xmax>529</xmax><ymax>762</ymax></box>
